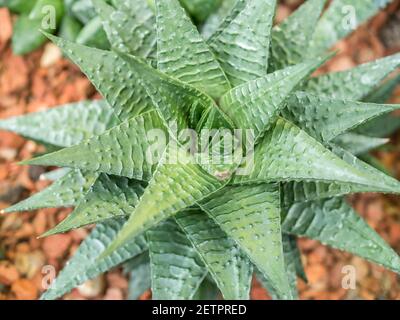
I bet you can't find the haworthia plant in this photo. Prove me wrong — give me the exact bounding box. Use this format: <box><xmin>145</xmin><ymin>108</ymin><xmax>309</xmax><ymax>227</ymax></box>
<box><xmin>1</xmin><ymin>0</ymin><xmax>400</xmax><ymax>300</ymax></box>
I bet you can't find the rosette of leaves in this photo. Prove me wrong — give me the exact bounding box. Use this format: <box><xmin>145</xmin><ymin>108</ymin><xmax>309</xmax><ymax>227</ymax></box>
<box><xmin>2</xmin><ymin>0</ymin><xmax>224</xmax><ymax>55</ymax></box>
<box><xmin>1</xmin><ymin>0</ymin><xmax>400</xmax><ymax>300</ymax></box>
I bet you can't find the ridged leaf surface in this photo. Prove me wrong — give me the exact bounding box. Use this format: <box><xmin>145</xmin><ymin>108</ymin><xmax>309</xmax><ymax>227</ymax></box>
<box><xmin>93</xmin><ymin>0</ymin><xmax>156</xmax><ymax>59</ymax></box>
<box><xmin>282</xmin><ymin>91</ymin><xmax>400</xmax><ymax>142</ymax></box>
<box><xmin>148</xmin><ymin>220</ymin><xmax>207</xmax><ymax>300</ymax></box>
<box><xmin>3</xmin><ymin>170</ymin><xmax>98</xmax><ymax>213</ymax></box>
<box><xmin>22</xmin><ymin>111</ymin><xmax>166</xmax><ymax>181</ymax></box>
<box><xmin>42</xmin><ymin>174</ymin><xmax>146</xmax><ymax>236</ymax></box>
<box><xmin>208</xmin><ymin>0</ymin><xmax>276</xmax><ymax>86</ymax></box>
<box><xmin>199</xmin><ymin>183</ymin><xmax>293</xmax><ymax>299</ymax></box>
<box><xmin>41</xmin><ymin>218</ymin><xmax>148</xmax><ymax>300</ymax></box>
<box><xmin>282</xmin><ymin>197</ymin><xmax>400</xmax><ymax>274</ymax></box>
<box><xmin>0</xmin><ymin>100</ymin><xmax>118</xmax><ymax>147</ymax></box>
<box><xmin>155</xmin><ymin>0</ymin><xmax>230</xmax><ymax>98</ymax></box>
<box><xmin>175</xmin><ymin>208</ymin><xmax>253</xmax><ymax>300</ymax></box>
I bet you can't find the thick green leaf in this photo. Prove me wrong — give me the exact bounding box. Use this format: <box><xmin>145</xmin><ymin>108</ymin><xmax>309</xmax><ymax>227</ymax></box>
<box><xmin>199</xmin><ymin>183</ymin><xmax>293</xmax><ymax>300</ymax></box>
<box><xmin>75</xmin><ymin>16</ymin><xmax>110</xmax><ymax>50</ymax></box>
<box><xmin>71</xmin><ymin>0</ymin><xmax>97</xmax><ymax>24</ymax></box>
<box><xmin>282</xmin><ymin>197</ymin><xmax>400</xmax><ymax>274</ymax></box>
<box><xmin>333</xmin><ymin>132</ymin><xmax>389</xmax><ymax>155</ymax></box>
<box><xmin>93</xmin><ymin>0</ymin><xmax>156</xmax><ymax>59</ymax></box>
<box><xmin>12</xmin><ymin>0</ymin><xmax>64</xmax><ymax>54</ymax></box>
<box><xmin>39</xmin><ymin>168</ymin><xmax>70</xmax><ymax>181</ymax></box>
<box><xmin>256</xmin><ymin>234</ymin><xmax>305</xmax><ymax>300</ymax></box>
<box><xmin>192</xmin><ymin>276</ymin><xmax>220</xmax><ymax>300</ymax></box>
<box><xmin>59</xmin><ymin>14</ymin><xmax>83</xmax><ymax>42</ymax></box>
<box><xmin>3</xmin><ymin>0</ymin><xmax>38</xmax><ymax>13</ymax></box>
<box><xmin>0</xmin><ymin>100</ymin><xmax>118</xmax><ymax>147</ymax></box>
<box><xmin>220</xmin><ymin>60</ymin><xmax>326</xmax><ymax>140</ymax></box>
<box><xmin>45</xmin><ymin>34</ymin><xmax>153</xmax><ymax>120</ymax></box>
<box><xmin>117</xmin><ymin>51</ymin><xmax>229</xmax><ymax>133</ymax></box>
<box><xmin>308</xmin><ymin>0</ymin><xmax>394</xmax><ymax>56</ymax></box>
<box><xmin>22</xmin><ymin>111</ymin><xmax>166</xmax><ymax>181</ymax></box>
<box><xmin>201</xmin><ymin>0</ymin><xmax>237</xmax><ymax>39</ymax></box>
<box><xmin>42</xmin><ymin>174</ymin><xmax>146</xmax><ymax>236</ymax></box>
<box><xmin>355</xmin><ymin>115</ymin><xmax>400</xmax><ymax>139</ymax></box>
<box><xmin>155</xmin><ymin>0</ymin><xmax>230</xmax><ymax>99</ymax></box>
<box><xmin>41</xmin><ymin>218</ymin><xmax>148</xmax><ymax>300</ymax></box>
<box><xmin>281</xmin><ymin>91</ymin><xmax>400</xmax><ymax>142</ymax></box>
<box><xmin>12</xmin><ymin>15</ymin><xmax>47</xmax><ymax>55</ymax></box>
<box><xmin>124</xmin><ymin>252</ymin><xmax>151</xmax><ymax>300</ymax></box>
<box><xmin>304</xmin><ymin>53</ymin><xmax>400</xmax><ymax>100</ymax></box>
<box><xmin>356</xmin><ymin>75</ymin><xmax>400</xmax><ymax>137</ymax></box>
<box><xmin>208</xmin><ymin>0</ymin><xmax>276</xmax><ymax>86</ymax></box>
<box><xmin>99</xmin><ymin>144</ymin><xmax>225</xmax><ymax>259</ymax></box>
<box><xmin>283</xmin><ymin>234</ymin><xmax>307</xmax><ymax>283</ymax></box>
<box><xmin>281</xmin><ymin>143</ymin><xmax>400</xmax><ymax>207</ymax></box>
<box><xmin>363</xmin><ymin>74</ymin><xmax>400</xmax><ymax>104</ymax></box>
<box><xmin>175</xmin><ymin>208</ymin><xmax>252</xmax><ymax>300</ymax></box>
<box><xmin>234</xmin><ymin>117</ymin><xmax>400</xmax><ymax>194</ymax></box>
<box><xmin>2</xmin><ymin>170</ymin><xmax>98</xmax><ymax>213</ymax></box>
<box><xmin>202</xmin><ymin>0</ymin><xmax>245</xmax><ymax>40</ymax></box>
<box><xmin>269</xmin><ymin>0</ymin><xmax>326</xmax><ymax>72</ymax></box>
<box><xmin>148</xmin><ymin>220</ymin><xmax>207</xmax><ymax>300</ymax></box>
<box><xmin>179</xmin><ymin>0</ymin><xmax>223</xmax><ymax>23</ymax></box>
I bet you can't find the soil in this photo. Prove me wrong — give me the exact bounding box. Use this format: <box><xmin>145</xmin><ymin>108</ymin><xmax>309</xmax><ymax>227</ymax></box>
<box><xmin>0</xmin><ymin>1</ymin><xmax>399</xmax><ymax>300</ymax></box>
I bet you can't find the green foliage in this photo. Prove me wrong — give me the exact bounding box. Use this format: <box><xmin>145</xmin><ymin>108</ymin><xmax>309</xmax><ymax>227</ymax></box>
<box><xmin>2</xmin><ymin>0</ymin><xmax>400</xmax><ymax>300</ymax></box>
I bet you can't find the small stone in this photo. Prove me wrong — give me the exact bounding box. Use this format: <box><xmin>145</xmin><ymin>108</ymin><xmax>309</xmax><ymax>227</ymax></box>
<box><xmin>32</xmin><ymin>210</ymin><xmax>47</xmax><ymax>236</ymax></box>
<box><xmin>11</xmin><ymin>279</ymin><xmax>38</xmax><ymax>300</ymax></box>
<box><xmin>42</xmin><ymin>234</ymin><xmax>72</xmax><ymax>259</ymax></box>
<box><xmin>77</xmin><ymin>275</ymin><xmax>106</xmax><ymax>298</ymax></box>
<box><xmin>103</xmin><ymin>288</ymin><xmax>124</xmax><ymax>300</ymax></box>
<box><xmin>0</xmin><ymin>261</ymin><xmax>20</xmax><ymax>285</ymax></box>
<box><xmin>40</xmin><ymin>43</ymin><xmax>62</xmax><ymax>68</ymax></box>
<box><xmin>15</xmin><ymin>250</ymin><xmax>45</xmax><ymax>279</ymax></box>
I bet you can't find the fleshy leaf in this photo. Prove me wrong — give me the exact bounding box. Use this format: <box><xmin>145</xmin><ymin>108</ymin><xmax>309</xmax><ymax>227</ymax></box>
<box><xmin>0</xmin><ymin>100</ymin><xmax>118</xmax><ymax>147</ymax></box>
<box><xmin>192</xmin><ymin>276</ymin><xmax>220</xmax><ymax>300</ymax></box>
<box><xmin>256</xmin><ymin>234</ymin><xmax>304</xmax><ymax>300</ymax></box>
<box><xmin>75</xmin><ymin>16</ymin><xmax>110</xmax><ymax>50</ymax></box>
<box><xmin>234</xmin><ymin>117</ymin><xmax>400</xmax><ymax>194</ymax></box>
<box><xmin>363</xmin><ymin>74</ymin><xmax>400</xmax><ymax>104</ymax></box>
<box><xmin>308</xmin><ymin>0</ymin><xmax>394</xmax><ymax>56</ymax></box>
<box><xmin>175</xmin><ymin>208</ymin><xmax>252</xmax><ymax>300</ymax></box>
<box><xmin>281</xmin><ymin>143</ymin><xmax>400</xmax><ymax>206</ymax></box>
<box><xmin>199</xmin><ymin>183</ymin><xmax>293</xmax><ymax>300</ymax></box>
<box><xmin>333</xmin><ymin>132</ymin><xmax>389</xmax><ymax>155</ymax></box>
<box><xmin>148</xmin><ymin>219</ymin><xmax>207</xmax><ymax>300</ymax></box>
<box><xmin>201</xmin><ymin>0</ymin><xmax>239</xmax><ymax>39</ymax></box>
<box><xmin>356</xmin><ymin>74</ymin><xmax>400</xmax><ymax>137</ymax></box>
<box><xmin>281</xmin><ymin>91</ymin><xmax>400</xmax><ymax>142</ymax></box>
<box><xmin>42</xmin><ymin>174</ymin><xmax>146</xmax><ymax>236</ymax></box>
<box><xmin>124</xmin><ymin>252</ymin><xmax>151</xmax><ymax>300</ymax></box>
<box><xmin>282</xmin><ymin>197</ymin><xmax>400</xmax><ymax>274</ymax></box>
<box><xmin>93</xmin><ymin>0</ymin><xmax>156</xmax><ymax>59</ymax></box>
<box><xmin>41</xmin><ymin>218</ymin><xmax>148</xmax><ymax>300</ymax></box>
<box><xmin>3</xmin><ymin>170</ymin><xmax>98</xmax><ymax>213</ymax></box>
<box><xmin>155</xmin><ymin>0</ymin><xmax>230</xmax><ymax>98</ymax></box>
<box><xmin>179</xmin><ymin>0</ymin><xmax>223</xmax><ymax>23</ymax></box>
<box><xmin>304</xmin><ymin>53</ymin><xmax>400</xmax><ymax>100</ymax></box>
<box><xmin>220</xmin><ymin>59</ymin><xmax>326</xmax><ymax>140</ymax></box>
<box><xmin>269</xmin><ymin>0</ymin><xmax>326</xmax><ymax>72</ymax></box>
<box><xmin>21</xmin><ymin>111</ymin><xmax>166</xmax><ymax>181</ymax></box>
<box><xmin>116</xmin><ymin>51</ymin><xmax>230</xmax><ymax>133</ymax></box>
<box><xmin>99</xmin><ymin>144</ymin><xmax>225</xmax><ymax>259</ymax></box>
<box><xmin>208</xmin><ymin>0</ymin><xmax>277</xmax><ymax>86</ymax></box>
<box><xmin>45</xmin><ymin>34</ymin><xmax>154</xmax><ymax>121</ymax></box>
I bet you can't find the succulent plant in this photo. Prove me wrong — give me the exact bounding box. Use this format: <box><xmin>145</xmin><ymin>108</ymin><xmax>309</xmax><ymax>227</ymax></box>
<box><xmin>1</xmin><ymin>0</ymin><xmax>400</xmax><ymax>300</ymax></box>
